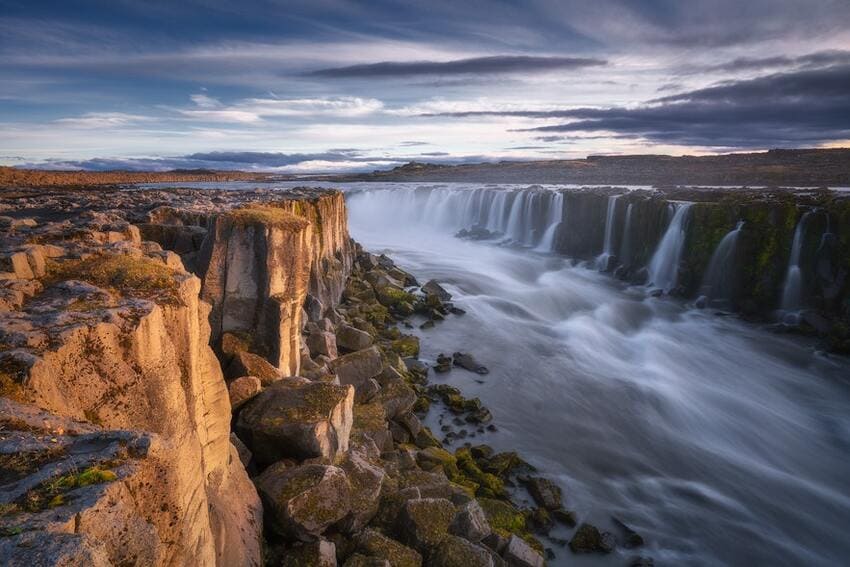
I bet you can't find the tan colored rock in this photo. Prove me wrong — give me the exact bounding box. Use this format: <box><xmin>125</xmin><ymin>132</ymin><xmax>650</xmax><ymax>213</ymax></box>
<box><xmin>227</xmin><ymin>350</ymin><xmax>282</xmax><ymax>385</ymax></box>
<box><xmin>0</xmin><ymin>268</ymin><xmax>263</xmax><ymax>566</ymax></box>
<box><xmin>199</xmin><ymin>205</ymin><xmax>313</xmax><ymax>376</ymax></box>
<box><xmin>228</xmin><ymin>376</ymin><xmax>263</xmax><ymax>408</ymax></box>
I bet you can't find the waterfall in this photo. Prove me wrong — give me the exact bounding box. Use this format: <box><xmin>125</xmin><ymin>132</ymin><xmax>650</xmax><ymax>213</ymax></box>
<box><xmin>647</xmin><ymin>203</ymin><xmax>692</xmax><ymax>293</ymax></box>
<box><xmin>699</xmin><ymin>221</ymin><xmax>744</xmax><ymax>308</ymax></box>
<box><xmin>535</xmin><ymin>192</ymin><xmax>565</xmax><ymax>252</ymax></box>
<box><xmin>618</xmin><ymin>203</ymin><xmax>634</xmax><ymax>268</ymax></box>
<box><xmin>596</xmin><ymin>195</ymin><xmax>620</xmax><ymax>270</ymax></box>
<box><xmin>781</xmin><ymin>212</ymin><xmax>810</xmax><ymax>313</ymax></box>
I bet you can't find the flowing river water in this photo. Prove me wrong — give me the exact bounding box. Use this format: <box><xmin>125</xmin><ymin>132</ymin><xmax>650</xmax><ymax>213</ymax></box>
<box><xmin>148</xmin><ymin>181</ymin><xmax>850</xmax><ymax>566</ymax></box>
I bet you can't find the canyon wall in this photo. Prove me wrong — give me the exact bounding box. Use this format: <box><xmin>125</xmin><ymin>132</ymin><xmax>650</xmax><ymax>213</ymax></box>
<box><xmin>0</xmin><ymin>187</ymin><xmax>354</xmax><ymax>565</ymax></box>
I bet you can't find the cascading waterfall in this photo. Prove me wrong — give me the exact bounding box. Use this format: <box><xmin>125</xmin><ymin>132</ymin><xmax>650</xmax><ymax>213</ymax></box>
<box><xmin>535</xmin><ymin>192</ymin><xmax>565</xmax><ymax>252</ymax></box>
<box><xmin>618</xmin><ymin>203</ymin><xmax>634</xmax><ymax>268</ymax></box>
<box><xmin>781</xmin><ymin>211</ymin><xmax>810</xmax><ymax>314</ymax></box>
<box><xmin>698</xmin><ymin>220</ymin><xmax>744</xmax><ymax>308</ymax></box>
<box><xmin>596</xmin><ymin>195</ymin><xmax>620</xmax><ymax>270</ymax></box>
<box><xmin>647</xmin><ymin>203</ymin><xmax>693</xmax><ymax>293</ymax></box>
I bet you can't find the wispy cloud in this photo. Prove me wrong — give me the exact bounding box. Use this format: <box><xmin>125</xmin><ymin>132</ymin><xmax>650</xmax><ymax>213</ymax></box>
<box><xmin>309</xmin><ymin>55</ymin><xmax>606</xmax><ymax>78</ymax></box>
<box><xmin>53</xmin><ymin>112</ymin><xmax>153</xmax><ymax>128</ymax></box>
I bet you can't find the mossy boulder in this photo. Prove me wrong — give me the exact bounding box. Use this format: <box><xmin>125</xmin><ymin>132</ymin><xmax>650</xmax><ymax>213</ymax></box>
<box><xmin>417</xmin><ymin>447</ymin><xmax>460</xmax><ymax>478</ymax></box>
<box><xmin>399</xmin><ymin>497</ymin><xmax>457</xmax><ymax>553</ymax></box>
<box><xmin>449</xmin><ymin>500</ymin><xmax>492</xmax><ymax>543</ymax></box>
<box><xmin>338</xmin><ymin>444</ymin><xmax>386</xmax><ymax>532</ymax></box>
<box><xmin>357</xmin><ymin>528</ymin><xmax>422</xmax><ymax>567</ymax></box>
<box><xmin>281</xmin><ymin>539</ymin><xmax>337</xmax><ymax>567</ymax></box>
<box><xmin>256</xmin><ymin>463</ymin><xmax>352</xmax><ymax>541</ymax></box>
<box><xmin>236</xmin><ymin>380</ymin><xmax>354</xmax><ymax>463</ymax></box>
<box><xmin>455</xmin><ymin>449</ymin><xmax>505</xmax><ymax>499</ymax></box>
<box><xmin>391</xmin><ymin>335</ymin><xmax>420</xmax><ymax>358</ymax></box>
<box><xmin>428</xmin><ymin>535</ymin><xmax>494</xmax><ymax>567</ymax></box>
<box><xmin>523</xmin><ymin>477</ymin><xmax>562</xmax><ymax>510</ymax></box>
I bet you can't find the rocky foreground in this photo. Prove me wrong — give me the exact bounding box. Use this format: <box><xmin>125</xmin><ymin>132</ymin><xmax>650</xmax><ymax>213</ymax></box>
<box><xmin>0</xmin><ymin>186</ymin><xmax>647</xmax><ymax>566</ymax></box>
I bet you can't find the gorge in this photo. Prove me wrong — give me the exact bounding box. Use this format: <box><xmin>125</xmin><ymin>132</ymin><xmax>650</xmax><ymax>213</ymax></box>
<box><xmin>1</xmin><ymin>180</ymin><xmax>849</xmax><ymax>567</ymax></box>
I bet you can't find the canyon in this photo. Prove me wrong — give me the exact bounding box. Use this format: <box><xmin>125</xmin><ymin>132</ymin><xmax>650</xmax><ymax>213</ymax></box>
<box><xmin>1</xmin><ymin>180</ymin><xmax>849</xmax><ymax>566</ymax></box>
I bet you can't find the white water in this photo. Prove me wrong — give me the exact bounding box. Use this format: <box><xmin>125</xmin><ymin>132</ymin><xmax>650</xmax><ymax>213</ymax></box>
<box><xmin>596</xmin><ymin>195</ymin><xmax>620</xmax><ymax>270</ymax></box>
<box><xmin>534</xmin><ymin>192</ymin><xmax>565</xmax><ymax>252</ymax></box>
<box><xmin>647</xmin><ymin>203</ymin><xmax>692</xmax><ymax>293</ymax></box>
<box><xmin>699</xmin><ymin>221</ymin><xmax>744</xmax><ymax>308</ymax></box>
<box><xmin>341</xmin><ymin>185</ymin><xmax>850</xmax><ymax>567</ymax></box>
<box><xmin>618</xmin><ymin>203</ymin><xmax>634</xmax><ymax>267</ymax></box>
<box><xmin>781</xmin><ymin>212</ymin><xmax>810</xmax><ymax>313</ymax></box>
<box><xmin>139</xmin><ymin>181</ymin><xmax>850</xmax><ymax>566</ymax></box>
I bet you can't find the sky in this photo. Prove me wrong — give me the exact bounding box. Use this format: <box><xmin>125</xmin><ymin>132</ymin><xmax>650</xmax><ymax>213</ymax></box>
<box><xmin>1</xmin><ymin>0</ymin><xmax>849</xmax><ymax>173</ymax></box>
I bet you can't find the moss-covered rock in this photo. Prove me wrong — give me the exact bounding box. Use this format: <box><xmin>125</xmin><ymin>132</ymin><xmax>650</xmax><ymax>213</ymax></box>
<box><xmin>357</xmin><ymin>528</ymin><xmax>422</xmax><ymax>567</ymax></box>
<box><xmin>399</xmin><ymin>497</ymin><xmax>456</xmax><ymax>553</ymax></box>
<box><xmin>256</xmin><ymin>462</ymin><xmax>352</xmax><ymax>540</ymax></box>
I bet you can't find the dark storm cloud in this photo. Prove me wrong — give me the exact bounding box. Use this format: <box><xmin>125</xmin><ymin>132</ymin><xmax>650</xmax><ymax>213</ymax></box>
<box><xmin>425</xmin><ymin>65</ymin><xmax>850</xmax><ymax>147</ymax></box>
<box><xmin>309</xmin><ymin>55</ymin><xmax>606</xmax><ymax>78</ymax></box>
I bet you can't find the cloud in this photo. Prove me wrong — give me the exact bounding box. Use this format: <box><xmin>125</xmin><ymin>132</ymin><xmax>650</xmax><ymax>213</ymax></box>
<box><xmin>309</xmin><ymin>55</ymin><xmax>606</xmax><ymax>78</ymax></box>
<box><xmin>421</xmin><ymin>64</ymin><xmax>850</xmax><ymax>147</ymax></box>
<box><xmin>176</xmin><ymin>96</ymin><xmax>385</xmax><ymax>123</ymax></box>
<box><xmin>689</xmin><ymin>49</ymin><xmax>850</xmax><ymax>74</ymax></box>
<box><xmin>53</xmin><ymin>112</ymin><xmax>152</xmax><ymax>128</ymax></box>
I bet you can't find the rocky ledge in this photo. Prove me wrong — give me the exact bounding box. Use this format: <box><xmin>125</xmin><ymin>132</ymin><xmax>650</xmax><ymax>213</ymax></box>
<box><xmin>0</xmin><ymin>185</ymin><xmax>639</xmax><ymax>566</ymax></box>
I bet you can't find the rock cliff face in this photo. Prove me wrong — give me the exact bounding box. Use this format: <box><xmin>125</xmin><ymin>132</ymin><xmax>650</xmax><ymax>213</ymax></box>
<box><xmin>0</xmin><ymin>186</ymin><xmax>357</xmax><ymax>566</ymax></box>
<box><xmin>195</xmin><ymin>193</ymin><xmax>353</xmax><ymax>375</ymax></box>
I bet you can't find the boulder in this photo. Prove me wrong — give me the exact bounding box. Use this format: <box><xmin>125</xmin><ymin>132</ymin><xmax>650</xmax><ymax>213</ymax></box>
<box><xmin>236</xmin><ymin>380</ymin><xmax>354</xmax><ymax>463</ymax></box>
<box><xmin>613</xmin><ymin>517</ymin><xmax>644</xmax><ymax>548</ymax></box>
<box><xmin>569</xmin><ymin>523</ymin><xmax>613</xmax><ymax>554</ymax></box>
<box><xmin>357</xmin><ymin>529</ymin><xmax>422</xmax><ymax>567</ymax></box>
<box><xmin>281</xmin><ymin>539</ymin><xmax>337</xmax><ymax>567</ymax></box>
<box><xmin>523</xmin><ymin>477</ymin><xmax>562</xmax><ymax>510</ymax></box>
<box><xmin>434</xmin><ymin>354</ymin><xmax>452</xmax><ymax>373</ymax></box>
<box><xmin>377</xmin><ymin>372</ymin><xmax>417</xmax><ymax>419</ymax></box>
<box><xmin>228</xmin><ymin>376</ymin><xmax>263</xmax><ymax>409</ymax></box>
<box><xmin>503</xmin><ymin>536</ymin><xmax>544</xmax><ymax>567</ymax></box>
<box><xmin>422</xmin><ymin>280</ymin><xmax>452</xmax><ymax>302</ymax></box>
<box><xmin>257</xmin><ymin>463</ymin><xmax>352</xmax><ymax>541</ymax></box>
<box><xmin>339</xmin><ymin>444</ymin><xmax>387</xmax><ymax>532</ymax></box>
<box><xmin>330</xmin><ymin>346</ymin><xmax>383</xmax><ymax>390</ymax></box>
<box><xmin>452</xmin><ymin>352</ymin><xmax>489</xmax><ymax>375</ymax></box>
<box><xmin>307</xmin><ymin>330</ymin><xmax>338</xmax><ymax>359</ymax></box>
<box><xmin>428</xmin><ymin>535</ymin><xmax>495</xmax><ymax>567</ymax></box>
<box><xmin>399</xmin><ymin>498</ymin><xmax>457</xmax><ymax>553</ymax></box>
<box><xmin>336</xmin><ymin>325</ymin><xmax>374</xmax><ymax>352</ymax></box>
<box><xmin>226</xmin><ymin>350</ymin><xmax>282</xmax><ymax>385</ymax></box>
<box><xmin>449</xmin><ymin>500</ymin><xmax>491</xmax><ymax>543</ymax></box>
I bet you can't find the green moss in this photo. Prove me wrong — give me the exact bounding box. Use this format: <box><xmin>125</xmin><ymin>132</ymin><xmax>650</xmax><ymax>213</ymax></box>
<box><xmin>47</xmin><ymin>254</ymin><xmax>182</xmax><ymax>304</ymax></box>
<box><xmin>391</xmin><ymin>335</ymin><xmax>420</xmax><ymax>358</ymax></box>
<box><xmin>353</xmin><ymin>402</ymin><xmax>387</xmax><ymax>432</ymax></box>
<box><xmin>358</xmin><ymin>529</ymin><xmax>421</xmax><ymax>567</ymax></box>
<box><xmin>228</xmin><ymin>205</ymin><xmax>310</xmax><ymax>231</ymax></box>
<box><xmin>16</xmin><ymin>465</ymin><xmax>118</xmax><ymax>513</ymax></box>
<box><xmin>455</xmin><ymin>448</ymin><xmax>505</xmax><ymax>498</ymax></box>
